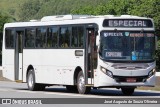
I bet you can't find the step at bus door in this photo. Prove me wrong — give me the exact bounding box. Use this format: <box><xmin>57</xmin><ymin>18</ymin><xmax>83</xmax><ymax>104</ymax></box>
<box><xmin>85</xmin><ymin>28</ymin><xmax>97</xmax><ymax>85</ymax></box>
<box><xmin>15</xmin><ymin>30</ymin><xmax>24</xmax><ymax>82</ymax></box>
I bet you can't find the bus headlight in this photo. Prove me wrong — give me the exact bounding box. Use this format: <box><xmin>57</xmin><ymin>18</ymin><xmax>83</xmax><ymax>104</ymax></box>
<box><xmin>148</xmin><ymin>69</ymin><xmax>156</xmax><ymax>78</ymax></box>
<box><xmin>100</xmin><ymin>66</ymin><xmax>113</xmax><ymax>78</ymax></box>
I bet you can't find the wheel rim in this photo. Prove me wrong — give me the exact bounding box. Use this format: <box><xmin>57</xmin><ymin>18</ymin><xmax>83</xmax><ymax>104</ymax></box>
<box><xmin>28</xmin><ymin>73</ymin><xmax>33</xmax><ymax>88</ymax></box>
<box><xmin>78</xmin><ymin>75</ymin><xmax>85</xmax><ymax>91</ymax></box>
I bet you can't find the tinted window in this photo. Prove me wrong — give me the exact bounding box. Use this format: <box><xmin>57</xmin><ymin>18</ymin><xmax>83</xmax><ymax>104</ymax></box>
<box><xmin>5</xmin><ymin>29</ymin><xmax>14</xmax><ymax>48</ymax></box>
<box><xmin>36</xmin><ymin>27</ymin><xmax>47</xmax><ymax>48</ymax></box>
<box><xmin>77</xmin><ymin>26</ymin><xmax>84</xmax><ymax>47</ymax></box>
<box><xmin>71</xmin><ymin>27</ymin><xmax>78</xmax><ymax>47</ymax></box>
<box><xmin>25</xmin><ymin>28</ymin><xmax>35</xmax><ymax>48</ymax></box>
<box><xmin>47</xmin><ymin>27</ymin><xmax>58</xmax><ymax>48</ymax></box>
<box><xmin>71</xmin><ymin>26</ymin><xmax>84</xmax><ymax>48</ymax></box>
<box><xmin>59</xmin><ymin>27</ymin><xmax>71</xmax><ymax>48</ymax></box>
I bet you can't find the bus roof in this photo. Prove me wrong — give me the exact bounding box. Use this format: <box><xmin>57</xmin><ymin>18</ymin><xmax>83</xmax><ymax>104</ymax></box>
<box><xmin>4</xmin><ymin>15</ymin><xmax>153</xmax><ymax>28</ymax></box>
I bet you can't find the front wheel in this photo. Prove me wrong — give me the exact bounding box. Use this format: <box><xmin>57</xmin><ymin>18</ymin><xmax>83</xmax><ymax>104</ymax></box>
<box><xmin>121</xmin><ymin>87</ymin><xmax>135</xmax><ymax>95</ymax></box>
<box><xmin>27</xmin><ymin>69</ymin><xmax>45</xmax><ymax>91</ymax></box>
<box><xmin>77</xmin><ymin>71</ymin><xmax>91</xmax><ymax>94</ymax></box>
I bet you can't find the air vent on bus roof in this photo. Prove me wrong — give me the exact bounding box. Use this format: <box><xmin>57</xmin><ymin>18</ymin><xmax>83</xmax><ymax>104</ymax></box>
<box><xmin>104</xmin><ymin>15</ymin><xmax>114</xmax><ymax>17</ymax></box>
<box><xmin>30</xmin><ymin>20</ymin><xmax>39</xmax><ymax>22</ymax></box>
<box><xmin>121</xmin><ymin>15</ymin><xmax>144</xmax><ymax>19</ymax></box>
<box><xmin>41</xmin><ymin>15</ymin><xmax>93</xmax><ymax>21</ymax></box>
<box><xmin>121</xmin><ymin>15</ymin><xmax>132</xmax><ymax>17</ymax></box>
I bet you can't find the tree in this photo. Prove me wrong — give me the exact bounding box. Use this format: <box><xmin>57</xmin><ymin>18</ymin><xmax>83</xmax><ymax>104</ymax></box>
<box><xmin>17</xmin><ymin>0</ymin><xmax>42</xmax><ymax>21</ymax></box>
<box><xmin>17</xmin><ymin>0</ymin><xmax>109</xmax><ymax>20</ymax></box>
<box><xmin>0</xmin><ymin>12</ymin><xmax>14</xmax><ymax>65</ymax></box>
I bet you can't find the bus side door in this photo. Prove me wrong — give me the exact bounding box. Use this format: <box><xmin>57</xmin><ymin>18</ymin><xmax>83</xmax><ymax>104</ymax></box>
<box><xmin>15</xmin><ymin>30</ymin><xmax>24</xmax><ymax>82</ymax></box>
<box><xmin>85</xmin><ymin>27</ymin><xmax>98</xmax><ymax>85</ymax></box>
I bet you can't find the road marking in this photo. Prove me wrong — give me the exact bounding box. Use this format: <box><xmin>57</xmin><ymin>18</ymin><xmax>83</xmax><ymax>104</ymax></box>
<box><xmin>14</xmin><ymin>89</ymin><xmax>109</xmax><ymax>98</ymax></box>
<box><xmin>43</xmin><ymin>91</ymin><xmax>108</xmax><ymax>98</ymax></box>
<box><xmin>0</xmin><ymin>88</ymin><xmax>15</xmax><ymax>92</ymax></box>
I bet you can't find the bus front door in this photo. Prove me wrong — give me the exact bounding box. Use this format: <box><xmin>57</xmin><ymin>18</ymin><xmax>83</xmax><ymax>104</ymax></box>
<box><xmin>15</xmin><ymin>30</ymin><xmax>24</xmax><ymax>82</ymax></box>
<box><xmin>85</xmin><ymin>28</ymin><xmax>97</xmax><ymax>85</ymax></box>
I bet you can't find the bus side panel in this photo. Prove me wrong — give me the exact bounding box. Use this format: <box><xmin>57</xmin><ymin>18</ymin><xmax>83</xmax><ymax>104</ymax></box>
<box><xmin>23</xmin><ymin>49</ymin><xmax>84</xmax><ymax>85</ymax></box>
<box><xmin>2</xmin><ymin>50</ymin><xmax>15</xmax><ymax>81</ymax></box>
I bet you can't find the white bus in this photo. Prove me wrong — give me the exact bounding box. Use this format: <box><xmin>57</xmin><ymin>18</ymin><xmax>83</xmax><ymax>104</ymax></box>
<box><xmin>2</xmin><ymin>15</ymin><xmax>156</xmax><ymax>95</ymax></box>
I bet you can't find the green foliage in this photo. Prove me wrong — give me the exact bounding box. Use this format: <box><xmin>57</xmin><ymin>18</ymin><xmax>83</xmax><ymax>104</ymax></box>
<box><xmin>0</xmin><ymin>12</ymin><xmax>15</xmax><ymax>64</ymax></box>
<box><xmin>0</xmin><ymin>12</ymin><xmax>15</xmax><ymax>36</ymax></box>
<box><xmin>17</xmin><ymin>0</ymin><xmax>42</xmax><ymax>21</ymax></box>
<box><xmin>0</xmin><ymin>0</ymin><xmax>26</xmax><ymax>20</ymax></box>
<box><xmin>17</xmin><ymin>0</ymin><xmax>108</xmax><ymax>21</ymax></box>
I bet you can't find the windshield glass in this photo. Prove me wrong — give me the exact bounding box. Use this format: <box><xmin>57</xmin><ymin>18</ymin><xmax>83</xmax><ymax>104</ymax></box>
<box><xmin>99</xmin><ymin>31</ymin><xmax>155</xmax><ymax>61</ymax></box>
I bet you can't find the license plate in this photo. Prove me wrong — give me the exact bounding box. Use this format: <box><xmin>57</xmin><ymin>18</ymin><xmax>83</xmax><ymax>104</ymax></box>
<box><xmin>126</xmin><ymin>78</ymin><xmax>136</xmax><ymax>82</ymax></box>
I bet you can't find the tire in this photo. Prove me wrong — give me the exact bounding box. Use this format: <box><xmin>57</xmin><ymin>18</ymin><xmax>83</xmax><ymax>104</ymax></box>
<box><xmin>121</xmin><ymin>87</ymin><xmax>135</xmax><ymax>95</ymax></box>
<box><xmin>77</xmin><ymin>71</ymin><xmax>91</xmax><ymax>94</ymax></box>
<box><xmin>66</xmin><ymin>85</ymin><xmax>78</xmax><ymax>93</ymax></box>
<box><xmin>27</xmin><ymin>69</ymin><xmax>45</xmax><ymax>91</ymax></box>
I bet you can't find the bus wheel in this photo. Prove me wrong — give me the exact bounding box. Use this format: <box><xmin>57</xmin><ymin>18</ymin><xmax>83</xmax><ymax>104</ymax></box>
<box><xmin>27</xmin><ymin>69</ymin><xmax>45</xmax><ymax>91</ymax></box>
<box><xmin>77</xmin><ymin>71</ymin><xmax>91</xmax><ymax>94</ymax></box>
<box><xmin>66</xmin><ymin>85</ymin><xmax>78</xmax><ymax>93</ymax></box>
<box><xmin>121</xmin><ymin>87</ymin><xmax>135</xmax><ymax>95</ymax></box>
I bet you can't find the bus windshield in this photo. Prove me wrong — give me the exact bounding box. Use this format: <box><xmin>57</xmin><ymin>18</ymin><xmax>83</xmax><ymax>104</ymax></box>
<box><xmin>99</xmin><ymin>31</ymin><xmax>155</xmax><ymax>61</ymax></box>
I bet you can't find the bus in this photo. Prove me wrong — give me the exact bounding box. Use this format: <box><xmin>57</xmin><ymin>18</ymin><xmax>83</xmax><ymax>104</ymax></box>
<box><xmin>2</xmin><ymin>15</ymin><xmax>156</xmax><ymax>95</ymax></box>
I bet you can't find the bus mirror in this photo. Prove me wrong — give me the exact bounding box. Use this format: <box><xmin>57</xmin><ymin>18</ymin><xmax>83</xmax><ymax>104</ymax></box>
<box><xmin>96</xmin><ymin>36</ymin><xmax>100</xmax><ymax>46</ymax></box>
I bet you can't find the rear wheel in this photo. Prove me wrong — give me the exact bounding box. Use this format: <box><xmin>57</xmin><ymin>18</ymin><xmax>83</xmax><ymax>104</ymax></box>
<box><xmin>121</xmin><ymin>87</ymin><xmax>135</xmax><ymax>95</ymax></box>
<box><xmin>77</xmin><ymin>71</ymin><xmax>91</xmax><ymax>94</ymax></box>
<box><xmin>27</xmin><ymin>69</ymin><xmax>45</xmax><ymax>91</ymax></box>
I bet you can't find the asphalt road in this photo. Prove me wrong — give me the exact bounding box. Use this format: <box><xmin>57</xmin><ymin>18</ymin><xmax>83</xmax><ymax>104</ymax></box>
<box><xmin>0</xmin><ymin>81</ymin><xmax>160</xmax><ymax>98</ymax></box>
<box><xmin>0</xmin><ymin>81</ymin><xmax>160</xmax><ymax>107</ymax></box>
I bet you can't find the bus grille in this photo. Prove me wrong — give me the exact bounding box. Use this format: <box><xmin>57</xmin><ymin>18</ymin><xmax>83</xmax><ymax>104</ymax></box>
<box><xmin>111</xmin><ymin>63</ymin><xmax>149</xmax><ymax>70</ymax></box>
<box><xmin>113</xmin><ymin>76</ymin><xmax>148</xmax><ymax>82</ymax></box>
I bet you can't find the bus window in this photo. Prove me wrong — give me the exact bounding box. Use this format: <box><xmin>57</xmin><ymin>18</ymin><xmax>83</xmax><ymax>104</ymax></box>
<box><xmin>47</xmin><ymin>28</ymin><xmax>52</xmax><ymax>48</ymax></box>
<box><xmin>78</xmin><ymin>26</ymin><xmax>84</xmax><ymax>48</ymax></box>
<box><xmin>36</xmin><ymin>27</ymin><xmax>47</xmax><ymax>48</ymax></box>
<box><xmin>59</xmin><ymin>27</ymin><xmax>71</xmax><ymax>48</ymax></box>
<box><xmin>71</xmin><ymin>26</ymin><xmax>84</xmax><ymax>48</ymax></box>
<box><xmin>25</xmin><ymin>28</ymin><xmax>35</xmax><ymax>48</ymax></box>
<box><xmin>5</xmin><ymin>29</ymin><xmax>14</xmax><ymax>48</ymax></box>
<box><xmin>71</xmin><ymin>27</ymin><xmax>78</xmax><ymax>47</ymax></box>
<box><xmin>52</xmin><ymin>27</ymin><xmax>58</xmax><ymax>47</ymax></box>
<box><xmin>47</xmin><ymin>27</ymin><xmax>58</xmax><ymax>48</ymax></box>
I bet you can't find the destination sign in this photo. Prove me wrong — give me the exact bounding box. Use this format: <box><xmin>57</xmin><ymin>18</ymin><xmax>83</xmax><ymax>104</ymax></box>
<box><xmin>104</xmin><ymin>32</ymin><xmax>123</xmax><ymax>37</ymax></box>
<box><xmin>103</xmin><ymin>19</ymin><xmax>153</xmax><ymax>27</ymax></box>
<box><xmin>102</xmin><ymin>32</ymin><xmax>154</xmax><ymax>37</ymax></box>
<box><xmin>130</xmin><ymin>33</ymin><xmax>154</xmax><ymax>37</ymax></box>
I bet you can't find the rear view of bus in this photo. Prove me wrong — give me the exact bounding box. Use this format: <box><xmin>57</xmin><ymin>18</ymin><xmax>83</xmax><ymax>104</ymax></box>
<box><xmin>95</xmin><ymin>15</ymin><xmax>156</xmax><ymax>95</ymax></box>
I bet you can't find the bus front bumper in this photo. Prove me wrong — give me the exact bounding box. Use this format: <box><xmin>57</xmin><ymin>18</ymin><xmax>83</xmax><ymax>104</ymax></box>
<box><xmin>95</xmin><ymin>72</ymin><xmax>156</xmax><ymax>87</ymax></box>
